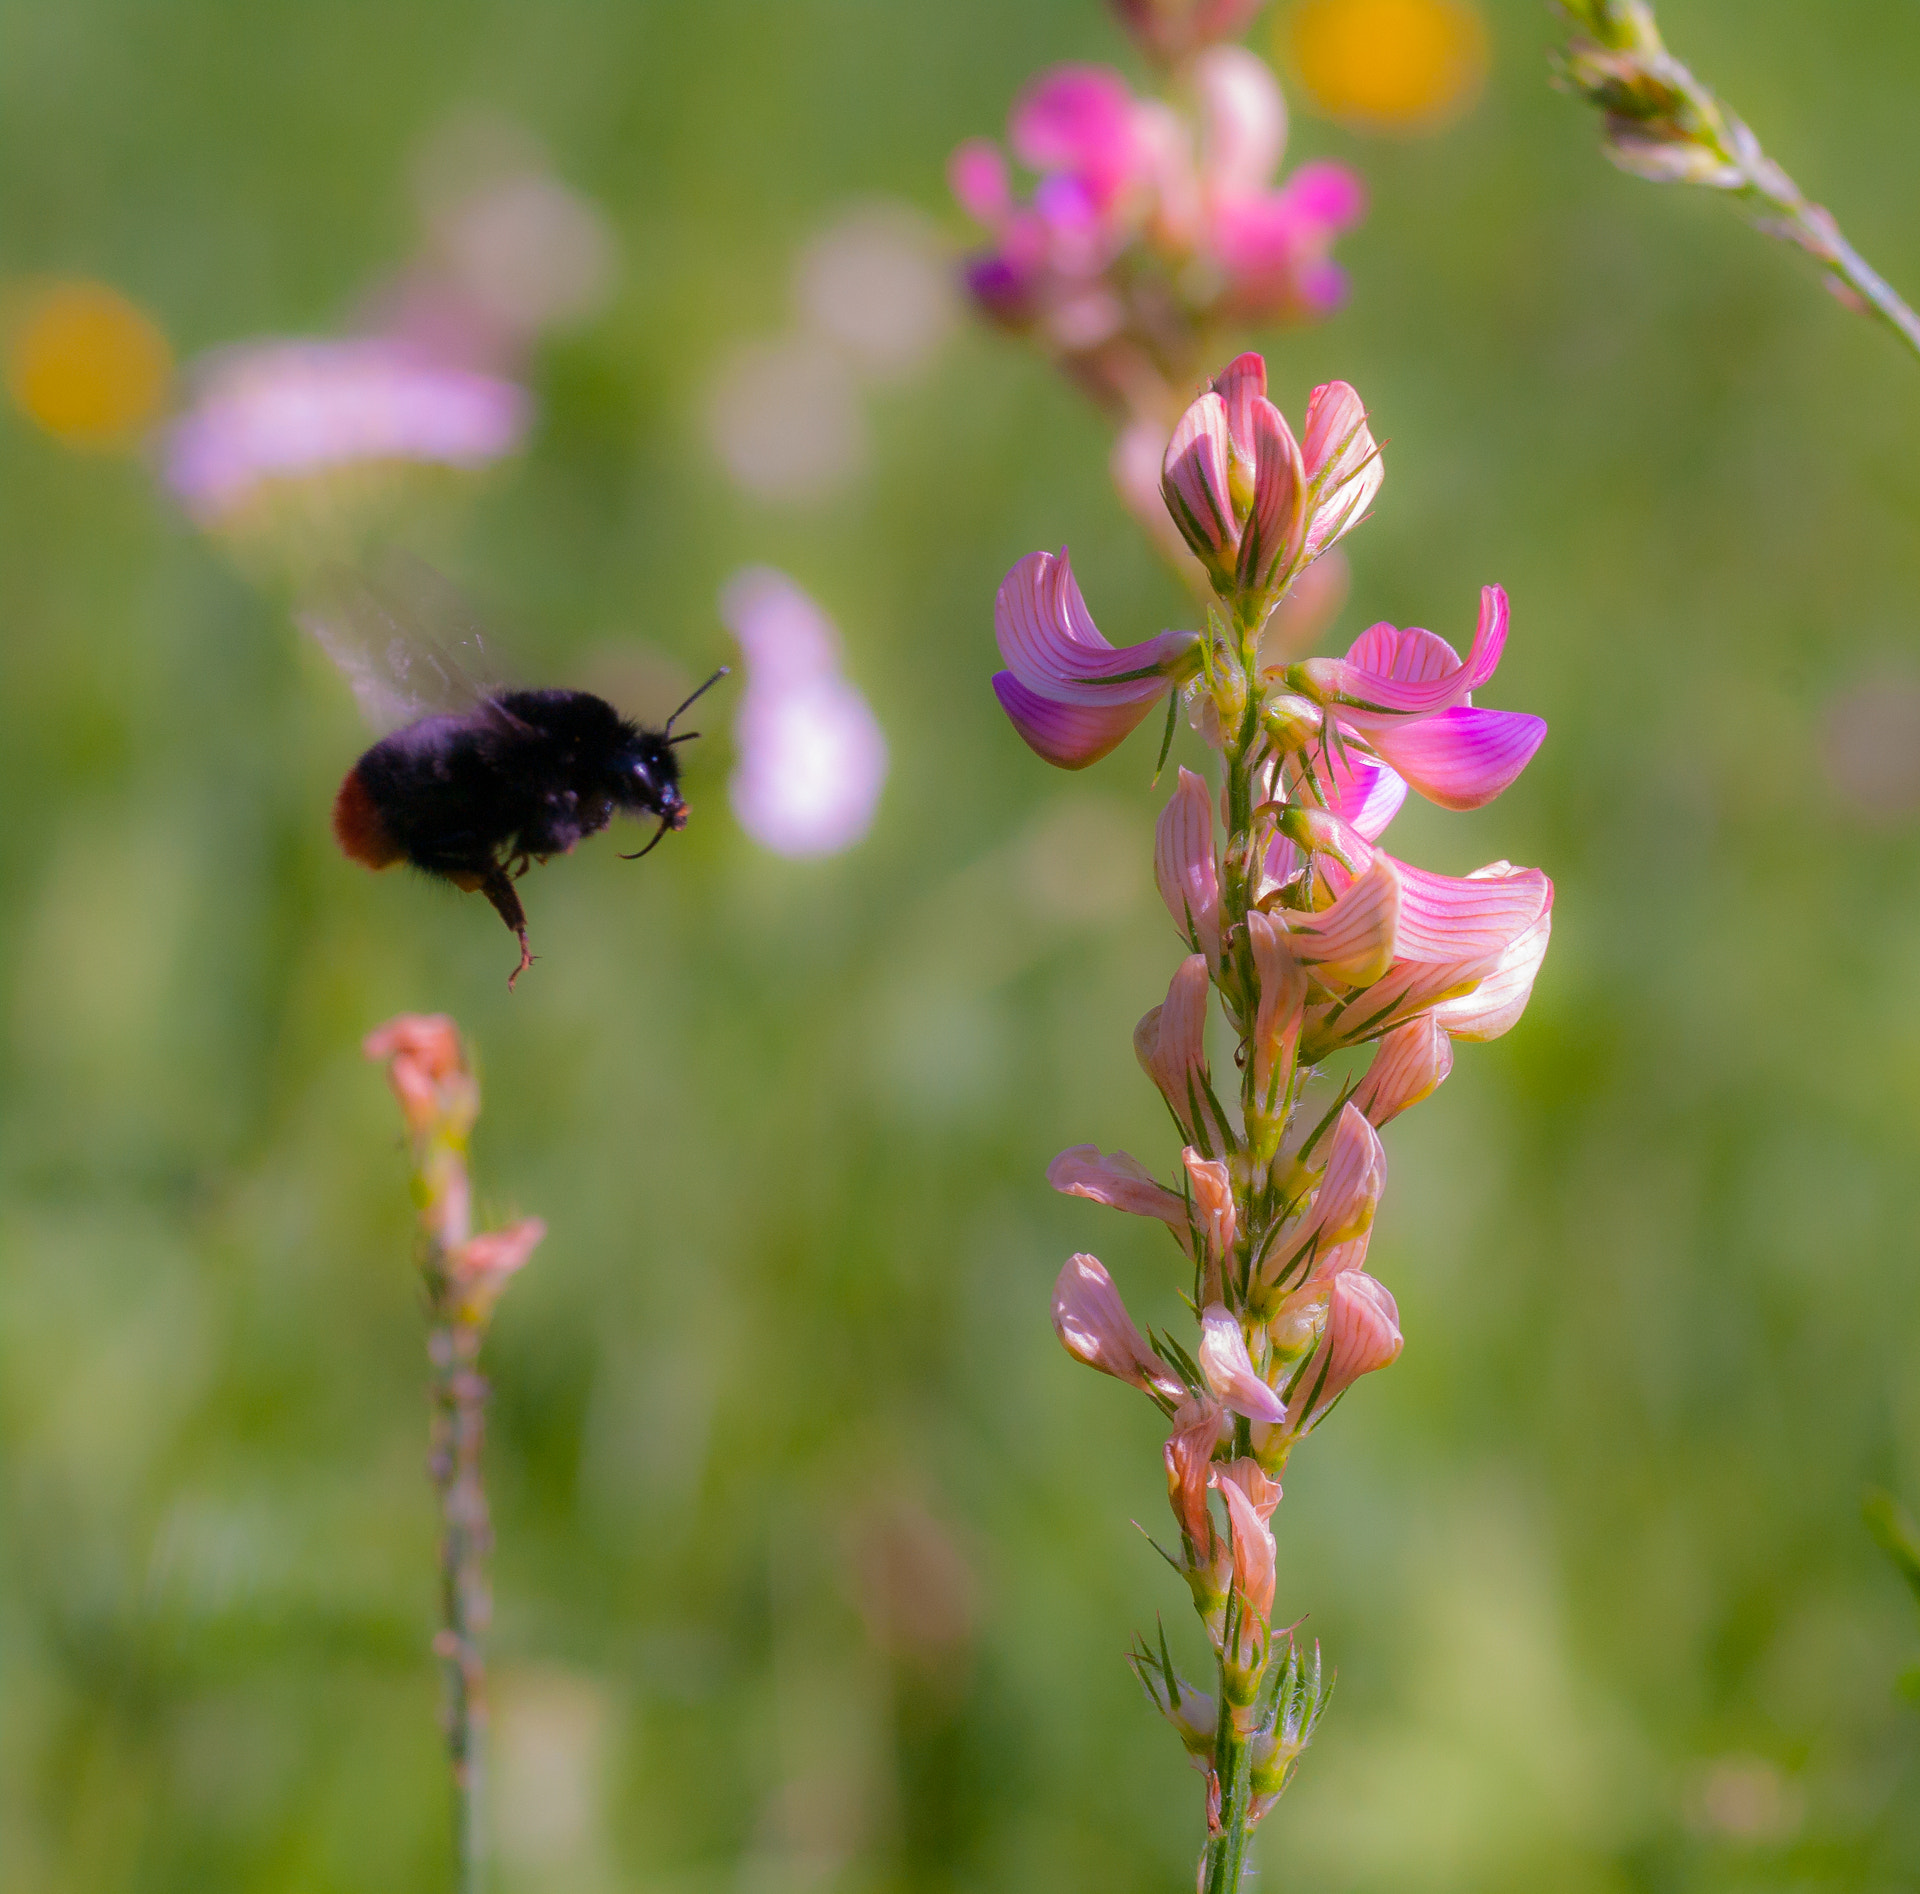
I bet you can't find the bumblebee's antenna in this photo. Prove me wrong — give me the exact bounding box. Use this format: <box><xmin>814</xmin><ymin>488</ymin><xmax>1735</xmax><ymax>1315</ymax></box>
<box><xmin>664</xmin><ymin>667</ymin><xmax>728</xmax><ymax>737</ymax></box>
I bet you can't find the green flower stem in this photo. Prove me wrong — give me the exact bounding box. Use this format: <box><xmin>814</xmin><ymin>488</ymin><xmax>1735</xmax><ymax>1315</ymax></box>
<box><xmin>427</xmin><ymin>1313</ymin><xmax>491</xmax><ymax>1894</ymax></box>
<box><xmin>1559</xmin><ymin>0</ymin><xmax>1920</xmax><ymax>366</ymax></box>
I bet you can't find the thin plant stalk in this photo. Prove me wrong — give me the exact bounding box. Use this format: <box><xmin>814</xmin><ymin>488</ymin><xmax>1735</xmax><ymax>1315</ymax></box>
<box><xmin>1557</xmin><ymin>0</ymin><xmax>1920</xmax><ymax>365</ymax></box>
<box><xmin>364</xmin><ymin>1014</ymin><xmax>546</xmax><ymax>1894</ymax></box>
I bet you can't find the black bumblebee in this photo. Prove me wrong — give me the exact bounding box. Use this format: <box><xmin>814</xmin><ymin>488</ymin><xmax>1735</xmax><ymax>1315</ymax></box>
<box><xmin>304</xmin><ymin>565</ymin><xmax>723</xmax><ymax>987</ymax></box>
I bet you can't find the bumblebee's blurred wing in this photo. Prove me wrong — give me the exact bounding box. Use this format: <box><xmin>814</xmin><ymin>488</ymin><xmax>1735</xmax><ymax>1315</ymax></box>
<box><xmin>299</xmin><ymin>556</ymin><xmax>520</xmax><ymax>734</ymax></box>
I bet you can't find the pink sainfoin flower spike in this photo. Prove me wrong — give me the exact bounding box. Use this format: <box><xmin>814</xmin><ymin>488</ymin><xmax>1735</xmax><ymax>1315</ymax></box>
<box><xmin>1012</xmin><ymin>350</ymin><xmax>1547</xmax><ymax>1884</ymax></box>
<box><xmin>994</xmin><ymin>549</ymin><xmax>1201</xmax><ymax>767</ymax></box>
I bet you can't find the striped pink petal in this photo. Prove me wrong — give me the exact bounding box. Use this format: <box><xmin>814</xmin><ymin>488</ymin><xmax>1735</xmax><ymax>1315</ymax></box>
<box><xmin>1047</xmin><ymin>1145</ymin><xmax>1189</xmax><ymax>1233</ymax></box>
<box><xmin>995</xmin><ymin>549</ymin><xmax>1201</xmax><ymax>704</ymax></box>
<box><xmin>1236</xmin><ymin>395</ymin><xmax>1306</xmax><ymax>596</ymax></box>
<box><xmin>1200</xmin><ymin>1304</ymin><xmax>1287</xmax><ymax>1425</ymax></box>
<box><xmin>1193</xmin><ymin>46</ymin><xmax>1286</xmax><ymax>197</ymax></box>
<box><xmin>1296</xmin><ymin>585</ymin><xmax>1509</xmax><ymax>721</ymax></box>
<box><xmin>1387</xmin><ymin>858</ymin><xmax>1550</xmax><ymax>963</ymax></box>
<box><xmin>1212</xmin><ymin>350</ymin><xmax>1268</xmax><ymax>461</ymax></box>
<box><xmin>1272</xmin><ymin>854</ymin><xmax>1401</xmax><ymax>988</ymax></box>
<box><xmin>1155</xmin><ymin>767</ymin><xmax>1222</xmax><ymax>963</ymax></box>
<box><xmin>1052</xmin><ymin>1252</ymin><xmax>1184</xmax><ymax>1402</ymax></box>
<box><xmin>992</xmin><ymin>670</ymin><xmax>1166</xmax><ymax>768</ymax></box>
<box><xmin>1352</xmin><ymin>1015</ymin><xmax>1453</xmax><ymax>1127</ymax></box>
<box><xmin>1246</xmin><ymin>911</ymin><xmax>1306</xmax><ymax>1100</ymax></box>
<box><xmin>1292</xmin><ymin>1270</ymin><xmax>1401</xmax><ymax>1428</ymax></box>
<box><xmin>1300</xmin><ymin>380</ymin><xmax>1382</xmax><ymax>561</ymax></box>
<box><xmin>1161</xmin><ymin>391</ymin><xmax>1238</xmax><ymax>574</ymax></box>
<box><xmin>1364</xmin><ymin>705</ymin><xmax>1546</xmax><ymax>811</ymax></box>
<box><xmin>1264</xmin><ymin>1102</ymin><xmax>1385</xmax><ymax>1288</ymax></box>
<box><xmin>1212</xmin><ymin>1467</ymin><xmax>1276</xmax><ymax>1620</ymax></box>
<box><xmin>1135</xmin><ymin>955</ymin><xmax>1225</xmax><ymax>1151</ymax></box>
<box><xmin>1183</xmin><ymin>1148</ymin><xmax>1237</xmax><ymax>1296</ymax></box>
<box><xmin>1433</xmin><ymin>883</ymin><xmax>1553</xmax><ymax>1042</ymax></box>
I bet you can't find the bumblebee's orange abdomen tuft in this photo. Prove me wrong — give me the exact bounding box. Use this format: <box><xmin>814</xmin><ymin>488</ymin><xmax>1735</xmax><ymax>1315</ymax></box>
<box><xmin>333</xmin><ymin>767</ymin><xmax>404</xmax><ymax>869</ymax></box>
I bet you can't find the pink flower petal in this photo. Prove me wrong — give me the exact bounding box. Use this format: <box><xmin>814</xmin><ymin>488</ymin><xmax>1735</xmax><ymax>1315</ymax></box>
<box><xmin>1301</xmin><ymin>586</ymin><xmax>1509</xmax><ymax>721</ymax></box>
<box><xmin>1236</xmin><ymin>395</ymin><xmax>1306</xmax><ymax>596</ymax></box>
<box><xmin>1047</xmin><ymin>1144</ymin><xmax>1189</xmax><ymax>1233</ymax></box>
<box><xmin>1300</xmin><ymin>379</ymin><xmax>1382</xmax><ymax>560</ymax></box>
<box><xmin>1273</xmin><ymin>855</ymin><xmax>1402</xmax><ymax>988</ymax></box>
<box><xmin>1200</xmin><ymin>1304</ymin><xmax>1287</xmax><ymax>1425</ymax></box>
<box><xmin>1352</xmin><ymin>1015</ymin><xmax>1453</xmax><ymax>1127</ymax></box>
<box><xmin>1182</xmin><ymin>1148</ymin><xmax>1237</xmax><ymax>1296</ymax></box>
<box><xmin>1010</xmin><ymin>65</ymin><xmax>1145</xmax><ymax>207</ymax></box>
<box><xmin>992</xmin><ymin>670</ymin><xmax>1166</xmax><ymax>769</ymax></box>
<box><xmin>1293</xmin><ymin>1271</ymin><xmax>1402</xmax><ymax>1427</ymax></box>
<box><xmin>1433</xmin><ymin>884</ymin><xmax>1553</xmax><ymax>1042</ymax></box>
<box><xmin>1135</xmin><ymin>955</ymin><xmax>1224</xmax><ymax>1151</ymax></box>
<box><xmin>1211</xmin><ymin>1467</ymin><xmax>1276</xmax><ymax>1620</ymax></box>
<box><xmin>994</xmin><ymin>549</ymin><xmax>1200</xmax><ymax>704</ymax></box>
<box><xmin>1246</xmin><ymin>910</ymin><xmax>1306</xmax><ymax>1100</ymax></box>
<box><xmin>1161</xmin><ymin>390</ymin><xmax>1238</xmax><ymax>573</ymax></box>
<box><xmin>1155</xmin><ymin>767</ymin><xmax>1222</xmax><ymax>963</ymax></box>
<box><xmin>1052</xmin><ymin>1252</ymin><xmax>1183</xmax><ymax>1401</ymax></box>
<box><xmin>949</xmin><ymin>139</ymin><xmax>1011</xmax><ymax>225</ymax></box>
<box><xmin>1364</xmin><ymin>706</ymin><xmax>1547</xmax><ymax>811</ymax></box>
<box><xmin>1194</xmin><ymin>46</ymin><xmax>1286</xmax><ymax>197</ymax></box>
<box><xmin>1387</xmin><ymin>858</ymin><xmax>1550</xmax><ymax>963</ymax></box>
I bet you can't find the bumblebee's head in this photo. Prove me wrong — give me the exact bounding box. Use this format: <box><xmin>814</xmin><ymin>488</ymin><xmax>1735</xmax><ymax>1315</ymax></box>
<box><xmin>615</xmin><ymin>728</ymin><xmax>686</xmax><ymax>825</ymax></box>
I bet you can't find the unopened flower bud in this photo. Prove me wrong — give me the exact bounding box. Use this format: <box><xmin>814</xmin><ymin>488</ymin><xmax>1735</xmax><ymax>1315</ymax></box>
<box><xmin>1053</xmin><ymin>1253</ymin><xmax>1185</xmax><ymax>1404</ymax></box>
<box><xmin>1275</xmin><ymin>802</ymin><xmax>1369</xmax><ymax>871</ymax></box>
<box><xmin>1260</xmin><ymin>691</ymin><xmax>1323</xmax><ymax>754</ymax></box>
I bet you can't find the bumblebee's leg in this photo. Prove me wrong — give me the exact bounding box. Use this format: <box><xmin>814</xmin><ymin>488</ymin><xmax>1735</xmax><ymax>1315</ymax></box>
<box><xmin>474</xmin><ymin>863</ymin><xmax>536</xmax><ymax>989</ymax></box>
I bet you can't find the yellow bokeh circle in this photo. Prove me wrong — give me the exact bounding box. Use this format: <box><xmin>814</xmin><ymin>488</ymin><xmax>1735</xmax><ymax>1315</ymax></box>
<box><xmin>5</xmin><ymin>279</ymin><xmax>172</xmax><ymax>448</ymax></box>
<box><xmin>1285</xmin><ymin>0</ymin><xmax>1490</xmax><ymax>133</ymax></box>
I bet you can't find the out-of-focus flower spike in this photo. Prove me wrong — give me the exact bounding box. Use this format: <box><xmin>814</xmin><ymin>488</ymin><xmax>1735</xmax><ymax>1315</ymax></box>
<box><xmin>1299</xmin><ymin>379</ymin><xmax>1382</xmax><ymax>563</ymax></box>
<box><xmin>1352</xmin><ymin>1016</ymin><xmax>1453</xmax><ymax>1127</ymax></box>
<box><xmin>1194</xmin><ymin>46</ymin><xmax>1288</xmax><ymax>199</ymax></box>
<box><xmin>1049</xmin><ymin>1145</ymin><xmax>1192</xmax><ymax>1239</ymax></box>
<box><xmin>1273</xmin><ymin>854</ymin><xmax>1401</xmax><ymax>988</ymax></box>
<box><xmin>1053</xmin><ymin>1253</ymin><xmax>1186</xmax><ymax>1403</ymax></box>
<box><xmin>949</xmin><ymin>139</ymin><xmax>1011</xmax><ymax>224</ymax></box>
<box><xmin>1009</xmin><ymin>66</ymin><xmax>1148</xmax><ymax>207</ymax></box>
<box><xmin>1200</xmin><ymin>1305</ymin><xmax>1287</xmax><ymax>1425</ymax></box>
<box><xmin>1155</xmin><ymin>767</ymin><xmax>1222</xmax><ymax>964</ymax></box>
<box><xmin>446</xmin><ymin>1217</ymin><xmax>545</xmax><ymax>1323</ymax></box>
<box><xmin>1247</xmin><ymin>911</ymin><xmax>1308</xmax><ymax>1103</ymax></box>
<box><xmin>364</xmin><ymin>1013</ymin><xmax>478</xmax><ymax>1144</ymax></box>
<box><xmin>1433</xmin><ymin>882</ymin><xmax>1554</xmax><ymax>1041</ymax></box>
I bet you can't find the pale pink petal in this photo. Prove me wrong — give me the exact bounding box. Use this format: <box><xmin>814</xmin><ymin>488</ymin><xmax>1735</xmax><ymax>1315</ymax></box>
<box><xmin>1052</xmin><ymin>1253</ymin><xmax>1184</xmax><ymax>1401</ymax></box>
<box><xmin>1387</xmin><ymin>858</ymin><xmax>1549</xmax><ymax>963</ymax></box>
<box><xmin>448</xmin><ymin>1216</ymin><xmax>545</xmax><ymax>1321</ymax></box>
<box><xmin>1216</xmin><ymin>1457</ymin><xmax>1282</xmax><ymax>1523</ymax></box>
<box><xmin>994</xmin><ymin>549</ymin><xmax>1200</xmax><ymax>703</ymax></box>
<box><xmin>1200</xmin><ymin>1303</ymin><xmax>1287</xmax><ymax>1425</ymax></box>
<box><xmin>1272</xmin><ymin>854</ymin><xmax>1401</xmax><ymax>988</ymax></box>
<box><xmin>1433</xmin><ymin>885</ymin><xmax>1553</xmax><ymax>1041</ymax></box>
<box><xmin>1211</xmin><ymin>350</ymin><xmax>1268</xmax><ymax>463</ymax></box>
<box><xmin>1246</xmin><ymin>911</ymin><xmax>1306</xmax><ymax>1100</ymax></box>
<box><xmin>1193</xmin><ymin>46</ymin><xmax>1286</xmax><ymax>196</ymax></box>
<box><xmin>1265</xmin><ymin>1102</ymin><xmax>1386</xmax><ymax>1289</ymax></box>
<box><xmin>992</xmin><ymin>670</ymin><xmax>1166</xmax><ymax>769</ymax></box>
<box><xmin>1165</xmin><ymin>1395</ymin><xmax>1228</xmax><ymax>1552</ymax></box>
<box><xmin>1155</xmin><ymin>767</ymin><xmax>1222</xmax><ymax>963</ymax></box>
<box><xmin>1364</xmin><ymin>706</ymin><xmax>1547</xmax><ymax>811</ymax></box>
<box><xmin>1351</xmin><ymin>1015</ymin><xmax>1453</xmax><ymax>1127</ymax></box>
<box><xmin>1134</xmin><ymin>955</ymin><xmax>1223</xmax><ymax>1150</ymax></box>
<box><xmin>1301</xmin><ymin>949</ymin><xmax>1498</xmax><ymax>1059</ymax></box>
<box><xmin>1300</xmin><ymin>379</ymin><xmax>1382</xmax><ymax>560</ymax></box>
<box><xmin>1211</xmin><ymin>1467</ymin><xmax>1276</xmax><ymax>1620</ymax></box>
<box><xmin>1047</xmin><ymin>1144</ymin><xmax>1189</xmax><ymax>1233</ymax></box>
<box><xmin>1182</xmin><ymin>1148</ymin><xmax>1237</xmax><ymax>1298</ymax></box>
<box><xmin>1161</xmin><ymin>390</ymin><xmax>1238</xmax><ymax>573</ymax></box>
<box><xmin>1300</xmin><ymin>586</ymin><xmax>1509</xmax><ymax>721</ymax></box>
<box><xmin>1292</xmin><ymin>1271</ymin><xmax>1402</xmax><ymax>1427</ymax></box>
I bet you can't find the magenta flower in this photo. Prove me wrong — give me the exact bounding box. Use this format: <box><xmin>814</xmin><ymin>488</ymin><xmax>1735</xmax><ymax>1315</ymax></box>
<box><xmin>993</xmin><ymin>549</ymin><xmax>1202</xmax><ymax>767</ymax></box>
<box><xmin>164</xmin><ymin>339</ymin><xmax>528</xmax><ymax>524</ymax></box>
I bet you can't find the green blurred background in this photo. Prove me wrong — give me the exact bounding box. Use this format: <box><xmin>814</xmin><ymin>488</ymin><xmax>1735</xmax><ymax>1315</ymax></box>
<box><xmin>6</xmin><ymin>0</ymin><xmax>1920</xmax><ymax>1888</ymax></box>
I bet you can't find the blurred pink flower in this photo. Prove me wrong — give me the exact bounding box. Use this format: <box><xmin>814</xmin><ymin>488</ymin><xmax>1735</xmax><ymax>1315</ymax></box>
<box><xmin>1109</xmin><ymin>0</ymin><xmax>1268</xmax><ymax>65</ymax></box>
<box><xmin>992</xmin><ymin>549</ymin><xmax>1202</xmax><ymax>768</ymax></box>
<box><xmin>1053</xmin><ymin>1253</ymin><xmax>1185</xmax><ymax>1403</ymax></box>
<box><xmin>364</xmin><ymin>1012</ymin><xmax>477</xmax><ymax>1143</ymax></box>
<box><xmin>164</xmin><ymin>339</ymin><xmax>528</xmax><ymax>524</ymax></box>
<box><xmin>719</xmin><ymin>568</ymin><xmax>888</xmax><ymax>857</ymax></box>
<box><xmin>447</xmin><ymin>1216</ymin><xmax>545</xmax><ymax>1323</ymax></box>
